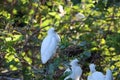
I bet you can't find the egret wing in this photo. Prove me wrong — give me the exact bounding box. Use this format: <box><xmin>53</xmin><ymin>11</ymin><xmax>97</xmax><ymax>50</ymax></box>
<box><xmin>64</xmin><ymin>68</ymin><xmax>71</xmax><ymax>73</ymax></box>
<box><xmin>41</xmin><ymin>35</ymin><xmax>51</xmax><ymax>55</ymax></box>
<box><xmin>92</xmin><ymin>72</ymin><xmax>105</xmax><ymax>80</ymax></box>
<box><xmin>105</xmin><ymin>69</ymin><xmax>113</xmax><ymax>80</ymax></box>
<box><xmin>41</xmin><ymin>35</ymin><xmax>58</xmax><ymax>64</ymax></box>
<box><xmin>46</xmin><ymin>36</ymin><xmax>58</xmax><ymax>56</ymax></box>
<box><xmin>87</xmin><ymin>75</ymin><xmax>93</xmax><ymax>80</ymax></box>
<box><xmin>41</xmin><ymin>35</ymin><xmax>53</xmax><ymax>63</ymax></box>
<box><xmin>72</xmin><ymin>66</ymin><xmax>82</xmax><ymax>80</ymax></box>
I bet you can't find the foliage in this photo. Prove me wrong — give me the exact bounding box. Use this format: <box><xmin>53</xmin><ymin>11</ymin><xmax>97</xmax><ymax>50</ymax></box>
<box><xmin>0</xmin><ymin>0</ymin><xmax>120</xmax><ymax>80</ymax></box>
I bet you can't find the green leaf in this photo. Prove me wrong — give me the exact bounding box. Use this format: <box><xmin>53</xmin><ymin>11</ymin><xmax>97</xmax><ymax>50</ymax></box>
<box><xmin>79</xmin><ymin>41</ymin><xmax>87</xmax><ymax>47</ymax></box>
<box><xmin>100</xmin><ymin>38</ymin><xmax>106</xmax><ymax>45</ymax></box>
<box><xmin>41</xmin><ymin>19</ymin><xmax>52</xmax><ymax>27</ymax></box>
<box><xmin>48</xmin><ymin>64</ymin><xmax>54</xmax><ymax>74</ymax></box>
<box><xmin>48</xmin><ymin>12</ymin><xmax>57</xmax><ymax>16</ymax></box>
<box><xmin>83</xmin><ymin>51</ymin><xmax>91</xmax><ymax>58</ymax></box>
<box><xmin>24</xmin><ymin>56</ymin><xmax>32</xmax><ymax>65</ymax></box>
<box><xmin>71</xmin><ymin>0</ymin><xmax>81</xmax><ymax>5</ymax></box>
<box><xmin>10</xmin><ymin>65</ymin><xmax>18</xmax><ymax>70</ymax></box>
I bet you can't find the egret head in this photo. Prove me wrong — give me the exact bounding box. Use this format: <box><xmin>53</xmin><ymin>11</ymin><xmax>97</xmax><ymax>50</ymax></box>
<box><xmin>89</xmin><ymin>63</ymin><xmax>96</xmax><ymax>73</ymax></box>
<box><xmin>48</xmin><ymin>27</ymin><xmax>55</xmax><ymax>34</ymax></box>
<box><xmin>70</xmin><ymin>58</ymin><xmax>79</xmax><ymax>66</ymax></box>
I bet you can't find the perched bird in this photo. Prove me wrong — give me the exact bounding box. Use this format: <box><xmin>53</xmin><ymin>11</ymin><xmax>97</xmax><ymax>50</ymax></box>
<box><xmin>75</xmin><ymin>13</ymin><xmax>85</xmax><ymax>21</ymax></box>
<box><xmin>64</xmin><ymin>58</ymin><xmax>82</xmax><ymax>80</ymax></box>
<box><xmin>58</xmin><ymin>5</ymin><xmax>66</xmax><ymax>17</ymax></box>
<box><xmin>89</xmin><ymin>64</ymin><xmax>97</xmax><ymax>73</ymax></box>
<box><xmin>105</xmin><ymin>69</ymin><xmax>113</xmax><ymax>80</ymax></box>
<box><xmin>87</xmin><ymin>63</ymin><xmax>113</xmax><ymax>80</ymax></box>
<box><xmin>40</xmin><ymin>27</ymin><xmax>60</xmax><ymax>64</ymax></box>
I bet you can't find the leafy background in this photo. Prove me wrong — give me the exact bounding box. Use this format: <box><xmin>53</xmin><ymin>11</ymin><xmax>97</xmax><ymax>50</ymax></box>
<box><xmin>0</xmin><ymin>0</ymin><xmax>120</xmax><ymax>80</ymax></box>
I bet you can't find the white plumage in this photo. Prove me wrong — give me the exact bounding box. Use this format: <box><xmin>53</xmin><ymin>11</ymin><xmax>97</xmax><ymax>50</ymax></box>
<box><xmin>75</xmin><ymin>13</ymin><xmax>85</xmax><ymax>21</ymax></box>
<box><xmin>58</xmin><ymin>5</ymin><xmax>64</xmax><ymax>14</ymax></box>
<box><xmin>40</xmin><ymin>27</ymin><xmax>60</xmax><ymax>64</ymax></box>
<box><xmin>58</xmin><ymin>5</ymin><xmax>66</xmax><ymax>17</ymax></box>
<box><xmin>105</xmin><ymin>69</ymin><xmax>113</xmax><ymax>80</ymax></box>
<box><xmin>64</xmin><ymin>59</ymin><xmax>82</xmax><ymax>80</ymax></box>
<box><xmin>87</xmin><ymin>63</ymin><xmax>113</xmax><ymax>80</ymax></box>
<box><xmin>89</xmin><ymin>64</ymin><xmax>96</xmax><ymax>73</ymax></box>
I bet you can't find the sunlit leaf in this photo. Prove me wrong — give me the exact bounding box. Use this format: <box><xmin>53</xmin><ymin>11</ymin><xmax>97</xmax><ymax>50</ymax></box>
<box><xmin>91</xmin><ymin>47</ymin><xmax>98</xmax><ymax>51</ymax></box>
<box><xmin>5</xmin><ymin>37</ymin><xmax>12</xmax><ymax>42</ymax></box>
<box><xmin>7</xmin><ymin>0</ymin><xmax>13</xmax><ymax>3</ymax></box>
<box><xmin>109</xmin><ymin>47</ymin><xmax>115</xmax><ymax>51</ymax></box>
<box><xmin>5</xmin><ymin>34</ymin><xmax>23</xmax><ymax>42</ymax></box>
<box><xmin>21</xmin><ymin>0</ymin><xmax>29</xmax><ymax>4</ymax></box>
<box><xmin>5</xmin><ymin>53</ymin><xmax>15</xmax><ymax>62</ymax></box>
<box><xmin>12</xmin><ymin>9</ymin><xmax>17</xmax><ymax>14</ymax></box>
<box><xmin>41</xmin><ymin>19</ymin><xmax>52</xmax><ymax>27</ymax></box>
<box><xmin>24</xmin><ymin>56</ymin><xmax>32</xmax><ymax>65</ymax></box>
<box><xmin>32</xmin><ymin>3</ymin><xmax>38</xmax><ymax>7</ymax></box>
<box><xmin>48</xmin><ymin>12</ymin><xmax>57</xmax><ymax>16</ymax></box>
<box><xmin>10</xmin><ymin>65</ymin><xmax>18</xmax><ymax>70</ymax></box>
<box><xmin>29</xmin><ymin>9</ymin><xmax>34</xmax><ymax>15</ymax></box>
<box><xmin>100</xmin><ymin>38</ymin><xmax>106</xmax><ymax>45</ymax></box>
<box><xmin>13</xmin><ymin>34</ymin><xmax>23</xmax><ymax>42</ymax></box>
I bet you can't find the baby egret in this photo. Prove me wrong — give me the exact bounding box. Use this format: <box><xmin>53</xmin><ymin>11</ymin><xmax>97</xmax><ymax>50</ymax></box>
<box><xmin>64</xmin><ymin>59</ymin><xmax>82</xmax><ymax>80</ymax></box>
<box><xmin>87</xmin><ymin>63</ymin><xmax>113</xmax><ymax>80</ymax></box>
<box><xmin>40</xmin><ymin>27</ymin><xmax>60</xmax><ymax>64</ymax></box>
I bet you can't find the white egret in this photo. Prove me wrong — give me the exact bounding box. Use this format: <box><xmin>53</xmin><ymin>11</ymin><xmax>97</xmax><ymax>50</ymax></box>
<box><xmin>58</xmin><ymin>5</ymin><xmax>66</xmax><ymax>17</ymax></box>
<box><xmin>89</xmin><ymin>64</ymin><xmax>96</xmax><ymax>73</ymax></box>
<box><xmin>87</xmin><ymin>63</ymin><xmax>113</xmax><ymax>80</ymax></box>
<box><xmin>40</xmin><ymin>27</ymin><xmax>60</xmax><ymax>64</ymax></box>
<box><xmin>105</xmin><ymin>69</ymin><xmax>113</xmax><ymax>80</ymax></box>
<box><xmin>75</xmin><ymin>13</ymin><xmax>85</xmax><ymax>21</ymax></box>
<box><xmin>64</xmin><ymin>58</ymin><xmax>82</xmax><ymax>80</ymax></box>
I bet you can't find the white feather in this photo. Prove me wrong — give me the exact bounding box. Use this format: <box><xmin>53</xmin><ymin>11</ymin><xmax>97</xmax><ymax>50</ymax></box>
<box><xmin>64</xmin><ymin>59</ymin><xmax>82</xmax><ymax>80</ymax></box>
<box><xmin>58</xmin><ymin>5</ymin><xmax>66</xmax><ymax>17</ymax></box>
<box><xmin>105</xmin><ymin>69</ymin><xmax>113</xmax><ymax>80</ymax></box>
<box><xmin>91</xmin><ymin>72</ymin><xmax>105</xmax><ymax>80</ymax></box>
<box><xmin>40</xmin><ymin>27</ymin><xmax>60</xmax><ymax>64</ymax></box>
<box><xmin>87</xmin><ymin>64</ymin><xmax>113</xmax><ymax>80</ymax></box>
<box><xmin>64</xmin><ymin>68</ymin><xmax>71</xmax><ymax>74</ymax></box>
<box><xmin>75</xmin><ymin>13</ymin><xmax>85</xmax><ymax>20</ymax></box>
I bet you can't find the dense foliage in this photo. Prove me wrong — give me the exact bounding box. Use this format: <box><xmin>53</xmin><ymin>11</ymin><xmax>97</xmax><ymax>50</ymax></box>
<box><xmin>0</xmin><ymin>0</ymin><xmax>120</xmax><ymax>80</ymax></box>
